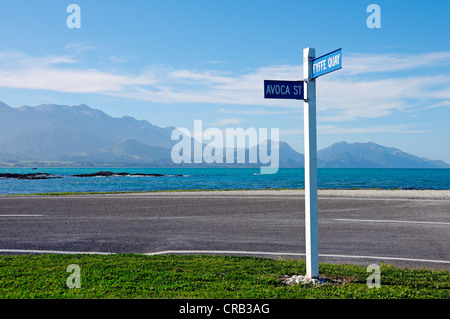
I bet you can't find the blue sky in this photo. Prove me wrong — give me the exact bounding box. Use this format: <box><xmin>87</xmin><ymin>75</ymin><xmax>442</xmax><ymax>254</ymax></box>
<box><xmin>0</xmin><ymin>0</ymin><xmax>449</xmax><ymax>162</ymax></box>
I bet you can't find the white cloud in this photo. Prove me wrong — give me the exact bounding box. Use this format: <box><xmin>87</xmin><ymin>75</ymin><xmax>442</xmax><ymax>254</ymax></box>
<box><xmin>0</xmin><ymin>67</ymin><xmax>154</xmax><ymax>93</ymax></box>
<box><xmin>0</xmin><ymin>50</ymin><xmax>449</xmax><ymax>124</ymax></box>
<box><xmin>280</xmin><ymin>128</ymin><xmax>304</xmax><ymax>136</ymax></box>
<box><xmin>64</xmin><ymin>43</ymin><xmax>96</xmax><ymax>54</ymax></box>
<box><xmin>169</xmin><ymin>69</ymin><xmax>232</xmax><ymax>84</ymax></box>
<box><xmin>208</xmin><ymin>117</ymin><xmax>244</xmax><ymax>126</ymax></box>
<box><xmin>105</xmin><ymin>64</ymin><xmax>302</xmax><ymax>107</ymax></box>
<box><xmin>318</xmin><ymin>124</ymin><xmax>431</xmax><ymax>134</ymax></box>
<box><xmin>0</xmin><ymin>51</ymin><xmax>155</xmax><ymax>93</ymax></box>
<box><xmin>108</xmin><ymin>56</ymin><xmax>133</xmax><ymax>63</ymax></box>
<box><xmin>425</xmin><ymin>100</ymin><xmax>450</xmax><ymax>109</ymax></box>
<box><xmin>0</xmin><ymin>51</ymin><xmax>75</xmax><ymax>68</ymax></box>
<box><xmin>343</xmin><ymin>52</ymin><xmax>450</xmax><ymax>75</ymax></box>
<box><xmin>202</xmin><ymin>60</ymin><xmax>231</xmax><ymax>65</ymax></box>
<box><xmin>218</xmin><ymin>108</ymin><xmax>298</xmax><ymax>115</ymax></box>
<box><xmin>317</xmin><ymin>75</ymin><xmax>450</xmax><ymax>121</ymax></box>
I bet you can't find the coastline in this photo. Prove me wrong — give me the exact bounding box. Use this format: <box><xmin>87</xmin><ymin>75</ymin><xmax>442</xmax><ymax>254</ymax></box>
<box><xmin>146</xmin><ymin>188</ymin><xmax>450</xmax><ymax>200</ymax></box>
<box><xmin>2</xmin><ymin>188</ymin><xmax>450</xmax><ymax>200</ymax></box>
<box><xmin>1</xmin><ymin>168</ymin><xmax>449</xmax><ymax>195</ymax></box>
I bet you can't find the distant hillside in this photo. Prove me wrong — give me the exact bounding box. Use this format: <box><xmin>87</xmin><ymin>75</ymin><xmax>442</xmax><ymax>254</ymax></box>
<box><xmin>0</xmin><ymin>101</ymin><xmax>448</xmax><ymax>168</ymax></box>
<box><xmin>0</xmin><ymin>102</ymin><xmax>174</xmax><ymax>161</ymax></box>
<box><xmin>318</xmin><ymin>141</ymin><xmax>449</xmax><ymax>168</ymax></box>
<box><xmin>0</xmin><ymin>101</ymin><xmax>306</xmax><ymax>167</ymax></box>
<box><xmin>58</xmin><ymin>139</ymin><xmax>173</xmax><ymax>165</ymax></box>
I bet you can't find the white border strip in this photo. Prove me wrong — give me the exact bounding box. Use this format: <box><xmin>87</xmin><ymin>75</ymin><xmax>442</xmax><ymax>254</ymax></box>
<box><xmin>146</xmin><ymin>250</ymin><xmax>302</xmax><ymax>257</ymax></box>
<box><xmin>319</xmin><ymin>253</ymin><xmax>450</xmax><ymax>264</ymax></box>
<box><xmin>0</xmin><ymin>215</ymin><xmax>43</xmax><ymax>217</ymax></box>
<box><xmin>0</xmin><ymin>249</ymin><xmax>113</xmax><ymax>255</ymax></box>
<box><xmin>1</xmin><ymin>249</ymin><xmax>449</xmax><ymax>265</ymax></box>
<box><xmin>145</xmin><ymin>250</ymin><xmax>450</xmax><ymax>264</ymax></box>
<box><xmin>334</xmin><ymin>218</ymin><xmax>450</xmax><ymax>225</ymax></box>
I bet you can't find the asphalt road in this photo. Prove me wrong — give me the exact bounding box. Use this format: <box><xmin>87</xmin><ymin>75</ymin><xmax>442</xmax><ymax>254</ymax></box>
<box><xmin>1</xmin><ymin>191</ymin><xmax>449</xmax><ymax>270</ymax></box>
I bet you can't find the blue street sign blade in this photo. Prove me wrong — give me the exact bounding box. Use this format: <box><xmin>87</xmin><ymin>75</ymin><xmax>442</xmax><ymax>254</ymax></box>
<box><xmin>264</xmin><ymin>80</ymin><xmax>304</xmax><ymax>100</ymax></box>
<box><xmin>311</xmin><ymin>48</ymin><xmax>342</xmax><ymax>79</ymax></box>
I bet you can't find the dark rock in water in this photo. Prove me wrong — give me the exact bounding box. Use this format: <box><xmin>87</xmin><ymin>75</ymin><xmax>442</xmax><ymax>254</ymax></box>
<box><xmin>73</xmin><ymin>171</ymin><xmax>182</xmax><ymax>177</ymax></box>
<box><xmin>73</xmin><ymin>171</ymin><xmax>122</xmax><ymax>177</ymax></box>
<box><xmin>0</xmin><ymin>173</ymin><xmax>62</xmax><ymax>180</ymax></box>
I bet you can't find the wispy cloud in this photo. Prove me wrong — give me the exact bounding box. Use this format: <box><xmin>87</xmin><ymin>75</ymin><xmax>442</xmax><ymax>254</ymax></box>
<box><xmin>108</xmin><ymin>56</ymin><xmax>133</xmax><ymax>63</ymax></box>
<box><xmin>424</xmin><ymin>100</ymin><xmax>450</xmax><ymax>109</ymax></box>
<box><xmin>318</xmin><ymin>75</ymin><xmax>450</xmax><ymax>121</ymax></box>
<box><xmin>0</xmin><ymin>51</ymin><xmax>154</xmax><ymax>93</ymax></box>
<box><xmin>0</xmin><ymin>50</ymin><xmax>449</xmax><ymax>124</ymax></box>
<box><xmin>64</xmin><ymin>43</ymin><xmax>96</xmax><ymax>54</ymax></box>
<box><xmin>0</xmin><ymin>68</ymin><xmax>152</xmax><ymax>93</ymax></box>
<box><xmin>0</xmin><ymin>51</ymin><xmax>75</xmax><ymax>68</ymax></box>
<box><xmin>208</xmin><ymin>117</ymin><xmax>244</xmax><ymax>126</ymax></box>
<box><xmin>343</xmin><ymin>52</ymin><xmax>450</xmax><ymax>75</ymax></box>
<box><xmin>202</xmin><ymin>60</ymin><xmax>231</xmax><ymax>65</ymax></box>
<box><xmin>318</xmin><ymin>124</ymin><xmax>431</xmax><ymax>134</ymax></box>
<box><xmin>218</xmin><ymin>108</ymin><xmax>298</xmax><ymax>115</ymax></box>
<box><xmin>280</xmin><ymin>128</ymin><xmax>304</xmax><ymax>136</ymax></box>
<box><xmin>108</xmin><ymin>64</ymin><xmax>302</xmax><ymax>107</ymax></box>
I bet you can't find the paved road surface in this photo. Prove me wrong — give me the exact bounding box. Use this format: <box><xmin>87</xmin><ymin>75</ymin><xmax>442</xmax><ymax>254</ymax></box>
<box><xmin>1</xmin><ymin>191</ymin><xmax>449</xmax><ymax>270</ymax></box>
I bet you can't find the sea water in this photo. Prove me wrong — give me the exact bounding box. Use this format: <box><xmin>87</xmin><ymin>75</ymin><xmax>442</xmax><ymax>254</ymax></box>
<box><xmin>0</xmin><ymin>167</ymin><xmax>449</xmax><ymax>194</ymax></box>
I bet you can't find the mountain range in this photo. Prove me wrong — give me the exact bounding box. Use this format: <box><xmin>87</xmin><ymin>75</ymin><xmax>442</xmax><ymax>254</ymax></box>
<box><xmin>0</xmin><ymin>101</ymin><xmax>448</xmax><ymax>168</ymax></box>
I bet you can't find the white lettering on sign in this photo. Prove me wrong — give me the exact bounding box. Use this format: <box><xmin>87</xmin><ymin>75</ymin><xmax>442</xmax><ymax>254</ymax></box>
<box><xmin>328</xmin><ymin>54</ymin><xmax>340</xmax><ymax>68</ymax></box>
<box><xmin>266</xmin><ymin>84</ymin><xmax>289</xmax><ymax>95</ymax></box>
<box><xmin>313</xmin><ymin>60</ymin><xmax>327</xmax><ymax>74</ymax></box>
<box><xmin>293</xmin><ymin>85</ymin><xmax>301</xmax><ymax>96</ymax></box>
<box><xmin>313</xmin><ymin>53</ymin><xmax>341</xmax><ymax>76</ymax></box>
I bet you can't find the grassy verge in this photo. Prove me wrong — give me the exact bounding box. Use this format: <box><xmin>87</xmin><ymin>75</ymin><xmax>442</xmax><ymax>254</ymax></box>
<box><xmin>0</xmin><ymin>254</ymin><xmax>448</xmax><ymax>299</ymax></box>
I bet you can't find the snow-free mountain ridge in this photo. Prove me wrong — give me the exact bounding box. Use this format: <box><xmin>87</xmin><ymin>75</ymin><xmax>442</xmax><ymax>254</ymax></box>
<box><xmin>0</xmin><ymin>101</ymin><xmax>448</xmax><ymax>168</ymax></box>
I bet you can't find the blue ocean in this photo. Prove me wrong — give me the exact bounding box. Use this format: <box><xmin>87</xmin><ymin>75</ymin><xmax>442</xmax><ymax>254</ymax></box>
<box><xmin>0</xmin><ymin>167</ymin><xmax>449</xmax><ymax>195</ymax></box>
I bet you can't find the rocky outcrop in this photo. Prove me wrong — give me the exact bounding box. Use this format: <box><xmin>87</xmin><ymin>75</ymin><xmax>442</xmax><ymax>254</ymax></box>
<box><xmin>72</xmin><ymin>171</ymin><xmax>182</xmax><ymax>177</ymax></box>
<box><xmin>0</xmin><ymin>173</ymin><xmax>61</xmax><ymax>179</ymax></box>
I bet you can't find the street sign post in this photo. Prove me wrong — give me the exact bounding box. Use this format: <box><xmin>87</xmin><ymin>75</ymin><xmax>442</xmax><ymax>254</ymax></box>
<box><xmin>264</xmin><ymin>47</ymin><xmax>342</xmax><ymax>279</ymax></box>
<box><xmin>303</xmin><ymin>47</ymin><xmax>319</xmax><ymax>279</ymax></box>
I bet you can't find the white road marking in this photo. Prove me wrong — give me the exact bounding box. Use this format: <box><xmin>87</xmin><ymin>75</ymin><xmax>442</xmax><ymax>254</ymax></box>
<box><xmin>1</xmin><ymin>248</ymin><xmax>449</xmax><ymax>264</ymax></box>
<box><xmin>0</xmin><ymin>214</ymin><xmax>43</xmax><ymax>217</ymax></box>
<box><xmin>146</xmin><ymin>250</ymin><xmax>302</xmax><ymax>257</ymax></box>
<box><xmin>318</xmin><ymin>253</ymin><xmax>450</xmax><ymax>264</ymax></box>
<box><xmin>0</xmin><ymin>249</ymin><xmax>112</xmax><ymax>255</ymax></box>
<box><xmin>145</xmin><ymin>250</ymin><xmax>450</xmax><ymax>264</ymax></box>
<box><xmin>334</xmin><ymin>218</ymin><xmax>450</xmax><ymax>226</ymax></box>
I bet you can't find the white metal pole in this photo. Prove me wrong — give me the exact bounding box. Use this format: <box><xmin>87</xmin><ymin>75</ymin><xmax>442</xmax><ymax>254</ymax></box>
<box><xmin>303</xmin><ymin>47</ymin><xmax>319</xmax><ymax>279</ymax></box>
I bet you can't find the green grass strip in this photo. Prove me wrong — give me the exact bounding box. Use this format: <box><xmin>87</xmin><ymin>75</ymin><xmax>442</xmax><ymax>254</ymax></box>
<box><xmin>0</xmin><ymin>254</ymin><xmax>448</xmax><ymax>299</ymax></box>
